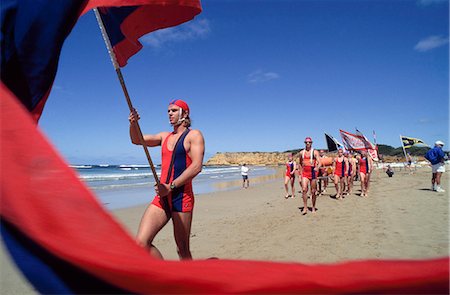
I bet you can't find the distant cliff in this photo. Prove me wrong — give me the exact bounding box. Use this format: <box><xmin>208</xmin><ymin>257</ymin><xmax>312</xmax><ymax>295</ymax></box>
<box><xmin>204</xmin><ymin>151</ymin><xmax>421</xmax><ymax>166</ymax></box>
<box><xmin>205</xmin><ymin>152</ymin><xmax>290</xmax><ymax>166</ymax></box>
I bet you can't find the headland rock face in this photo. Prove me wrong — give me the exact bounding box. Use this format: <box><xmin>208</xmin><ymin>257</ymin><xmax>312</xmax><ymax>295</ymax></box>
<box><xmin>205</xmin><ymin>152</ymin><xmax>290</xmax><ymax>166</ymax></box>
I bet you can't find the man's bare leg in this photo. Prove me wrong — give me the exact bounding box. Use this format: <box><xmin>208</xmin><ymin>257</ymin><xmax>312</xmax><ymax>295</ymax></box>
<box><xmin>334</xmin><ymin>175</ymin><xmax>341</xmax><ymax>199</ymax></box>
<box><xmin>432</xmin><ymin>173</ymin><xmax>436</xmax><ymax>190</ymax></box>
<box><xmin>436</xmin><ymin>172</ymin><xmax>442</xmax><ymax>186</ymax></box>
<box><xmin>136</xmin><ymin>204</ymin><xmax>170</xmax><ymax>259</ymax></box>
<box><xmin>340</xmin><ymin>177</ymin><xmax>346</xmax><ymax>198</ymax></box>
<box><xmin>284</xmin><ymin>177</ymin><xmax>290</xmax><ymax>198</ymax></box>
<box><xmin>311</xmin><ymin>179</ymin><xmax>317</xmax><ymax>213</ymax></box>
<box><xmin>366</xmin><ymin>173</ymin><xmax>371</xmax><ymax>196</ymax></box>
<box><xmin>301</xmin><ymin>177</ymin><xmax>309</xmax><ymax>214</ymax></box>
<box><xmin>360</xmin><ymin>173</ymin><xmax>366</xmax><ymax>197</ymax></box>
<box><xmin>172</xmin><ymin>211</ymin><xmax>193</xmax><ymax>260</ymax></box>
<box><xmin>290</xmin><ymin>178</ymin><xmax>296</xmax><ymax>198</ymax></box>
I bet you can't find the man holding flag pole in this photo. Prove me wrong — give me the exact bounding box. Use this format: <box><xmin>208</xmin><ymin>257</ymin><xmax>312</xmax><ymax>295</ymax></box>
<box><xmin>129</xmin><ymin>102</ymin><xmax>205</xmax><ymax>260</ymax></box>
<box><xmin>93</xmin><ymin>5</ymin><xmax>205</xmax><ymax>259</ymax></box>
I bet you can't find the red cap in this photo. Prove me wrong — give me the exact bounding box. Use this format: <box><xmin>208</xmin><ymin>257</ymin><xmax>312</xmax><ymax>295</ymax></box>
<box><xmin>305</xmin><ymin>137</ymin><xmax>312</xmax><ymax>142</ymax></box>
<box><xmin>169</xmin><ymin>99</ymin><xmax>189</xmax><ymax>113</ymax></box>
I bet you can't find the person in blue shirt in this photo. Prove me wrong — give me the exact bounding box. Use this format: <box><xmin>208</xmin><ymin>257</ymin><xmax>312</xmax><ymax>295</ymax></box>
<box><xmin>428</xmin><ymin>141</ymin><xmax>446</xmax><ymax>192</ymax></box>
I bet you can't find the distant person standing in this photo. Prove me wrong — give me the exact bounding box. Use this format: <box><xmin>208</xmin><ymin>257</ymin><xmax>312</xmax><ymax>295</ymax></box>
<box><xmin>298</xmin><ymin>137</ymin><xmax>321</xmax><ymax>214</ymax></box>
<box><xmin>284</xmin><ymin>153</ymin><xmax>297</xmax><ymax>198</ymax></box>
<box><xmin>358</xmin><ymin>150</ymin><xmax>373</xmax><ymax>197</ymax></box>
<box><xmin>241</xmin><ymin>163</ymin><xmax>250</xmax><ymax>189</ymax></box>
<box><xmin>332</xmin><ymin>148</ymin><xmax>348</xmax><ymax>199</ymax></box>
<box><xmin>406</xmin><ymin>152</ymin><xmax>413</xmax><ymax>174</ymax></box>
<box><xmin>385</xmin><ymin>165</ymin><xmax>394</xmax><ymax>177</ymax></box>
<box><xmin>425</xmin><ymin>141</ymin><xmax>446</xmax><ymax>192</ymax></box>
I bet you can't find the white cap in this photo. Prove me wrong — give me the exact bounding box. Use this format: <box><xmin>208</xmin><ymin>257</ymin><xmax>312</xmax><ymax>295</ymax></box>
<box><xmin>435</xmin><ymin>140</ymin><xmax>445</xmax><ymax>146</ymax></box>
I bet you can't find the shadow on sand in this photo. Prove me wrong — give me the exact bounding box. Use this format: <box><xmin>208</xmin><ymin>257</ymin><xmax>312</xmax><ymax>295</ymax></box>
<box><xmin>298</xmin><ymin>206</ymin><xmax>318</xmax><ymax>215</ymax></box>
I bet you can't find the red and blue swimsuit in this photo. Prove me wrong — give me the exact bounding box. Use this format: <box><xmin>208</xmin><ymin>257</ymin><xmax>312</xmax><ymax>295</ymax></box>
<box><xmin>151</xmin><ymin>129</ymin><xmax>194</xmax><ymax>213</ymax></box>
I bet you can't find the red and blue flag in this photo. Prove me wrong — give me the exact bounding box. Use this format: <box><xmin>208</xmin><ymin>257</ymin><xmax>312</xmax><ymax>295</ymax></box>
<box><xmin>97</xmin><ymin>3</ymin><xmax>201</xmax><ymax>67</ymax></box>
<box><xmin>1</xmin><ymin>0</ymin><xmax>88</xmax><ymax>121</ymax></box>
<box><xmin>1</xmin><ymin>0</ymin><xmax>201</xmax><ymax>121</ymax></box>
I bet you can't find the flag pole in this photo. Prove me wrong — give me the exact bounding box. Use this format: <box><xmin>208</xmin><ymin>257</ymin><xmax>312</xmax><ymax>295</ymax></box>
<box><xmin>93</xmin><ymin>8</ymin><xmax>160</xmax><ymax>186</ymax></box>
<box><xmin>373</xmin><ymin>130</ymin><xmax>377</xmax><ymax>147</ymax></box>
<box><xmin>399</xmin><ymin>134</ymin><xmax>408</xmax><ymax>163</ymax></box>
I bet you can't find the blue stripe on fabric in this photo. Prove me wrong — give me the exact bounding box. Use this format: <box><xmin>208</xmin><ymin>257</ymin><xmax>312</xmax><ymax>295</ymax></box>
<box><xmin>172</xmin><ymin>130</ymin><xmax>190</xmax><ymax>211</ymax></box>
<box><xmin>1</xmin><ymin>0</ymin><xmax>86</xmax><ymax>112</ymax></box>
<box><xmin>1</xmin><ymin>219</ymin><xmax>72</xmax><ymax>294</ymax></box>
<box><xmin>0</xmin><ymin>218</ymin><xmax>130</xmax><ymax>294</ymax></box>
<box><xmin>99</xmin><ymin>6</ymin><xmax>139</xmax><ymax>47</ymax></box>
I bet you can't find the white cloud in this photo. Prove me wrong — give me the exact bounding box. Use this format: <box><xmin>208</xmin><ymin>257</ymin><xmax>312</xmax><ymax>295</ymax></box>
<box><xmin>247</xmin><ymin>70</ymin><xmax>280</xmax><ymax>84</ymax></box>
<box><xmin>414</xmin><ymin>35</ymin><xmax>449</xmax><ymax>52</ymax></box>
<box><xmin>141</xmin><ymin>18</ymin><xmax>210</xmax><ymax>48</ymax></box>
<box><xmin>417</xmin><ymin>0</ymin><xmax>448</xmax><ymax>6</ymax></box>
<box><xmin>418</xmin><ymin>118</ymin><xmax>432</xmax><ymax>124</ymax></box>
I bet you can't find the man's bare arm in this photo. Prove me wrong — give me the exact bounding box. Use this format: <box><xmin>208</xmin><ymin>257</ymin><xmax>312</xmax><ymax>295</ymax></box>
<box><xmin>315</xmin><ymin>150</ymin><xmax>321</xmax><ymax>170</ymax></box>
<box><xmin>298</xmin><ymin>151</ymin><xmax>304</xmax><ymax>169</ymax></box>
<box><xmin>368</xmin><ymin>157</ymin><xmax>374</xmax><ymax>173</ymax></box>
<box><xmin>129</xmin><ymin>109</ymin><xmax>167</xmax><ymax>147</ymax></box>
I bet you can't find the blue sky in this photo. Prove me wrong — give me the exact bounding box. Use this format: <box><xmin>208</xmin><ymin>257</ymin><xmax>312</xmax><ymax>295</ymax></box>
<box><xmin>39</xmin><ymin>0</ymin><xmax>449</xmax><ymax>164</ymax></box>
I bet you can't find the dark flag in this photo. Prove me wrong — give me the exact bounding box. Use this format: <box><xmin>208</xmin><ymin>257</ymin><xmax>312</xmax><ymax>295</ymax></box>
<box><xmin>401</xmin><ymin>135</ymin><xmax>428</xmax><ymax>148</ymax></box>
<box><xmin>325</xmin><ymin>133</ymin><xmax>345</xmax><ymax>152</ymax></box>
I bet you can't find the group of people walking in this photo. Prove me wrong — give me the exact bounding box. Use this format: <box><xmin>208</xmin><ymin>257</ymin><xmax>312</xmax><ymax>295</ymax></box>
<box><xmin>284</xmin><ymin>137</ymin><xmax>374</xmax><ymax>214</ymax></box>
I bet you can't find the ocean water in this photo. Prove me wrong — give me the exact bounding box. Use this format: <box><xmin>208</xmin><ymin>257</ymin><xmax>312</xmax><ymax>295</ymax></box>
<box><xmin>72</xmin><ymin>165</ymin><xmax>277</xmax><ymax>210</ymax></box>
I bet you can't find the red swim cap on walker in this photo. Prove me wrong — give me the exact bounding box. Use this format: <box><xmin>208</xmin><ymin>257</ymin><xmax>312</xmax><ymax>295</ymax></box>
<box><xmin>169</xmin><ymin>99</ymin><xmax>189</xmax><ymax>113</ymax></box>
<box><xmin>304</xmin><ymin>137</ymin><xmax>312</xmax><ymax>142</ymax></box>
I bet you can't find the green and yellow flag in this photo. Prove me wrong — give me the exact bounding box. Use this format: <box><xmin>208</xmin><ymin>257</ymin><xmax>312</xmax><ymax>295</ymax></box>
<box><xmin>401</xmin><ymin>135</ymin><xmax>428</xmax><ymax>148</ymax></box>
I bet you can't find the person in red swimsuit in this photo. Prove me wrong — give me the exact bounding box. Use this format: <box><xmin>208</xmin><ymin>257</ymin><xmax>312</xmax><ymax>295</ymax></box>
<box><xmin>358</xmin><ymin>150</ymin><xmax>373</xmax><ymax>197</ymax></box>
<box><xmin>284</xmin><ymin>153</ymin><xmax>297</xmax><ymax>199</ymax></box>
<box><xmin>298</xmin><ymin>137</ymin><xmax>321</xmax><ymax>214</ymax></box>
<box><xmin>332</xmin><ymin>148</ymin><xmax>348</xmax><ymax>200</ymax></box>
<box><xmin>129</xmin><ymin>99</ymin><xmax>205</xmax><ymax>260</ymax></box>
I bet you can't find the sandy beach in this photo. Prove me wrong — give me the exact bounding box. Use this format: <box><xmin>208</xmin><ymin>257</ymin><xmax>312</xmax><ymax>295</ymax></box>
<box><xmin>1</xmin><ymin>165</ymin><xmax>448</xmax><ymax>293</ymax></box>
